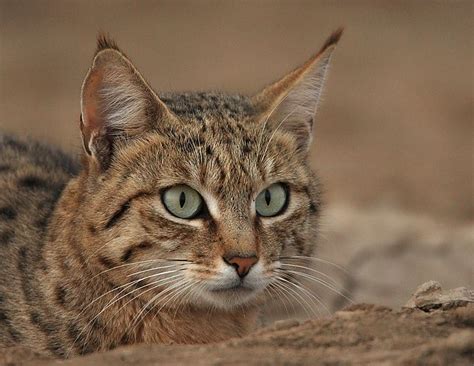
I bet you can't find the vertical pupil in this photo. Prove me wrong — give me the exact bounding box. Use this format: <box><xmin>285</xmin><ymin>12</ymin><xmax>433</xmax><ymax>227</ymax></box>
<box><xmin>179</xmin><ymin>191</ymin><xmax>186</xmax><ymax>208</ymax></box>
<box><xmin>264</xmin><ymin>189</ymin><xmax>271</xmax><ymax>205</ymax></box>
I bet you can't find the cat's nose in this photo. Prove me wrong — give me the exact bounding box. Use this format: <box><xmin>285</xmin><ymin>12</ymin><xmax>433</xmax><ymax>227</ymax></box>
<box><xmin>223</xmin><ymin>256</ymin><xmax>258</xmax><ymax>278</ymax></box>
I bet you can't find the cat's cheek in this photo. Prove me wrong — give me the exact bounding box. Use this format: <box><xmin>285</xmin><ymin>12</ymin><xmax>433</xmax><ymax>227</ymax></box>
<box><xmin>159</xmin><ymin>240</ymin><xmax>180</xmax><ymax>251</ymax></box>
<box><xmin>243</xmin><ymin>261</ymin><xmax>271</xmax><ymax>292</ymax></box>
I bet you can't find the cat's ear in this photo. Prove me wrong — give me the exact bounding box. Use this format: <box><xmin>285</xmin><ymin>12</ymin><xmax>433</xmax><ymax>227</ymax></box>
<box><xmin>80</xmin><ymin>35</ymin><xmax>174</xmax><ymax>169</ymax></box>
<box><xmin>252</xmin><ymin>28</ymin><xmax>343</xmax><ymax>153</ymax></box>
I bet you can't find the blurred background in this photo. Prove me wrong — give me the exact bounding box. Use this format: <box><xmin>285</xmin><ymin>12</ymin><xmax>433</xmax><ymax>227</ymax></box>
<box><xmin>1</xmin><ymin>1</ymin><xmax>472</xmax><ymax>313</ymax></box>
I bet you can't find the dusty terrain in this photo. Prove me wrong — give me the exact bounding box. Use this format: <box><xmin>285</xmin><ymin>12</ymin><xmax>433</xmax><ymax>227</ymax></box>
<box><xmin>1</xmin><ymin>0</ymin><xmax>472</xmax><ymax>364</ymax></box>
<box><xmin>2</xmin><ymin>288</ymin><xmax>473</xmax><ymax>365</ymax></box>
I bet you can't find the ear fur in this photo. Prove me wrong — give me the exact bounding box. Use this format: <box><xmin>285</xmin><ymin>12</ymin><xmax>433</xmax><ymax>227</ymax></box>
<box><xmin>80</xmin><ymin>34</ymin><xmax>174</xmax><ymax>169</ymax></box>
<box><xmin>252</xmin><ymin>28</ymin><xmax>343</xmax><ymax>153</ymax></box>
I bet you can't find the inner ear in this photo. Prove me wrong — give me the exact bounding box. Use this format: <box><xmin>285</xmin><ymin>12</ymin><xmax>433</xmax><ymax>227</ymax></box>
<box><xmin>80</xmin><ymin>39</ymin><xmax>176</xmax><ymax>170</ymax></box>
<box><xmin>252</xmin><ymin>28</ymin><xmax>343</xmax><ymax>153</ymax></box>
<box><xmin>81</xmin><ymin>68</ymin><xmax>105</xmax><ymax>143</ymax></box>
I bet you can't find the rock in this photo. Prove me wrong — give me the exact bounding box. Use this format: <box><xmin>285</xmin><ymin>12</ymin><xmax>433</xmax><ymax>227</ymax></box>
<box><xmin>270</xmin><ymin>319</ymin><xmax>300</xmax><ymax>331</ymax></box>
<box><xmin>405</xmin><ymin>281</ymin><xmax>474</xmax><ymax>311</ymax></box>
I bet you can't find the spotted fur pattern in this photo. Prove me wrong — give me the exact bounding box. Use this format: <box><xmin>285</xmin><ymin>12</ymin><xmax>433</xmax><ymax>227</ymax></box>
<box><xmin>0</xmin><ymin>29</ymin><xmax>341</xmax><ymax>357</ymax></box>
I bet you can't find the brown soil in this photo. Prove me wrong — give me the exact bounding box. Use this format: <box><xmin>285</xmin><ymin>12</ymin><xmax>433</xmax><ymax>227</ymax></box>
<box><xmin>2</xmin><ymin>302</ymin><xmax>473</xmax><ymax>366</ymax></box>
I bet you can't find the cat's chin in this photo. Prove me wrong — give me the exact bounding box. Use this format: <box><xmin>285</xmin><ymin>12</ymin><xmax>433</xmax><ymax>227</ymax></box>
<box><xmin>196</xmin><ymin>286</ymin><xmax>262</xmax><ymax>310</ymax></box>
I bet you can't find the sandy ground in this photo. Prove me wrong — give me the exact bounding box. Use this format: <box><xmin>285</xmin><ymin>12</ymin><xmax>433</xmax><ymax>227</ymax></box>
<box><xmin>3</xmin><ymin>298</ymin><xmax>473</xmax><ymax>365</ymax></box>
<box><xmin>0</xmin><ymin>1</ymin><xmax>473</xmax><ymax>364</ymax></box>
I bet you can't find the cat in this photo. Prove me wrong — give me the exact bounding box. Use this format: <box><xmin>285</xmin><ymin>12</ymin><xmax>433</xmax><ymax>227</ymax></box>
<box><xmin>0</xmin><ymin>28</ymin><xmax>342</xmax><ymax>358</ymax></box>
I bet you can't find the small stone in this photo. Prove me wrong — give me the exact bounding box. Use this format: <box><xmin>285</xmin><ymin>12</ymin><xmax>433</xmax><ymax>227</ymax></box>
<box><xmin>404</xmin><ymin>281</ymin><xmax>474</xmax><ymax>311</ymax></box>
<box><xmin>272</xmin><ymin>319</ymin><xmax>300</xmax><ymax>330</ymax></box>
<box><xmin>413</xmin><ymin>281</ymin><xmax>443</xmax><ymax>297</ymax></box>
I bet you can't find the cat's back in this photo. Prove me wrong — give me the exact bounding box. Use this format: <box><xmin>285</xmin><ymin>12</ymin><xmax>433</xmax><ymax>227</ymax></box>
<box><xmin>0</xmin><ymin>134</ymin><xmax>78</xmax><ymax>346</ymax></box>
<box><xmin>0</xmin><ymin>134</ymin><xmax>78</xmax><ymax>232</ymax></box>
<box><xmin>0</xmin><ymin>133</ymin><xmax>78</xmax><ymax>255</ymax></box>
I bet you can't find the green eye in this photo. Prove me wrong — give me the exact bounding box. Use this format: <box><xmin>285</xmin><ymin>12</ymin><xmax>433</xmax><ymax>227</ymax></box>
<box><xmin>162</xmin><ymin>185</ymin><xmax>203</xmax><ymax>219</ymax></box>
<box><xmin>255</xmin><ymin>183</ymin><xmax>288</xmax><ymax>217</ymax></box>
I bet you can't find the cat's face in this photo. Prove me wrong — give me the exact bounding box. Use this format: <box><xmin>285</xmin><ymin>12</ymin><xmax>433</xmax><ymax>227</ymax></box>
<box><xmin>82</xmin><ymin>114</ymin><xmax>320</xmax><ymax>309</ymax></box>
<box><xmin>78</xmin><ymin>32</ymin><xmax>339</xmax><ymax>310</ymax></box>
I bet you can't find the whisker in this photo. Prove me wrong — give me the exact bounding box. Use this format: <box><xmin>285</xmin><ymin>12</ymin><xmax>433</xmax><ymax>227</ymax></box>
<box><xmin>68</xmin><ymin>271</ymin><xmax>184</xmax><ymax>355</ymax></box>
<box><xmin>279</xmin><ymin>268</ymin><xmax>354</xmax><ymax>304</ymax></box>
<box><xmin>273</xmin><ymin>276</ymin><xmax>315</xmax><ymax>319</ymax></box>
<box><xmin>275</xmin><ymin>283</ymin><xmax>297</xmax><ymax>317</ymax></box>
<box><xmin>169</xmin><ymin>280</ymin><xmax>197</xmax><ymax>319</ymax></box>
<box><xmin>112</xmin><ymin>273</ymin><xmax>186</xmax><ymax>317</ymax></box>
<box><xmin>116</xmin><ymin>275</ymin><xmax>186</xmax><ymax>334</ymax></box>
<box><xmin>279</xmin><ymin>273</ymin><xmax>332</xmax><ymax>316</ymax></box>
<box><xmin>276</xmin><ymin>275</ymin><xmax>327</xmax><ymax>317</ymax></box>
<box><xmin>126</xmin><ymin>265</ymin><xmax>187</xmax><ymax>278</ymax></box>
<box><xmin>272</xmin><ymin>281</ymin><xmax>299</xmax><ymax>312</ymax></box>
<box><xmin>83</xmin><ymin>265</ymin><xmax>187</xmax><ymax>316</ymax></box>
<box><xmin>279</xmin><ymin>255</ymin><xmax>350</xmax><ymax>274</ymax></box>
<box><xmin>79</xmin><ymin>275</ymin><xmax>184</xmax><ymax>354</ymax></box>
<box><xmin>90</xmin><ymin>259</ymin><xmax>189</xmax><ymax>282</ymax></box>
<box><xmin>66</xmin><ymin>278</ymin><xmax>139</xmax><ymax>358</ymax></box>
<box><xmin>126</xmin><ymin>279</ymin><xmax>192</xmax><ymax>335</ymax></box>
<box><xmin>69</xmin><ymin>265</ymin><xmax>186</xmax><ymax>337</ymax></box>
<box><xmin>279</xmin><ymin>263</ymin><xmax>342</xmax><ymax>289</ymax></box>
<box><xmin>155</xmin><ymin>280</ymin><xmax>196</xmax><ymax>315</ymax></box>
<box><xmin>277</xmin><ymin>276</ymin><xmax>322</xmax><ymax>317</ymax></box>
<box><xmin>265</xmin><ymin>284</ymin><xmax>291</xmax><ymax>318</ymax></box>
<box><xmin>173</xmin><ymin>279</ymin><xmax>203</xmax><ymax>319</ymax></box>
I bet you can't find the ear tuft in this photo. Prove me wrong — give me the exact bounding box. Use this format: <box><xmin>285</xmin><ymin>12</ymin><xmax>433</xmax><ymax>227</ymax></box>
<box><xmin>96</xmin><ymin>33</ymin><xmax>121</xmax><ymax>54</ymax></box>
<box><xmin>318</xmin><ymin>27</ymin><xmax>344</xmax><ymax>54</ymax></box>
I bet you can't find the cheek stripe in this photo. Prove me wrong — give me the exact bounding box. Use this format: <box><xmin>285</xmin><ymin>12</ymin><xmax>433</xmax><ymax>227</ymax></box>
<box><xmin>105</xmin><ymin>201</ymin><xmax>130</xmax><ymax>229</ymax></box>
<box><xmin>121</xmin><ymin>241</ymin><xmax>153</xmax><ymax>262</ymax></box>
<box><xmin>104</xmin><ymin>191</ymin><xmax>149</xmax><ymax>229</ymax></box>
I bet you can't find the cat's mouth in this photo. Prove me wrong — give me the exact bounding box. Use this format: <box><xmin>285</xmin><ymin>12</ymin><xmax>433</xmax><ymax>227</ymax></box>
<box><xmin>192</xmin><ymin>261</ymin><xmax>270</xmax><ymax>308</ymax></box>
<box><xmin>198</xmin><ymin>280</ymin><xmax>265</xmax><ymax>309</ymax></box>
<box><xmin>209</xmin><ymin>283</ymin><xmax>254</xmax><ymax>293</ymax></box>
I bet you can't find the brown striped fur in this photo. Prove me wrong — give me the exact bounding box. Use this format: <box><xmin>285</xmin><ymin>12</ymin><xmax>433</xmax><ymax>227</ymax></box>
<box><xmin>0</xmin><ymin>29</ymin><xmax>342</xmax><ymax>357</ymax></box>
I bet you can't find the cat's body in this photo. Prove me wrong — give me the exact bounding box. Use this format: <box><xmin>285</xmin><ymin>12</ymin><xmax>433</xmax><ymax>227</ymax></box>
<box><xmin>0</xmin><ymin>99</ymin><xmax>258</xmax><ymax>356</ymax></box>
<box><xmin>0</xmin><ymin>30</ymin><xmax>341</xmax><ymax>357</ymax></box>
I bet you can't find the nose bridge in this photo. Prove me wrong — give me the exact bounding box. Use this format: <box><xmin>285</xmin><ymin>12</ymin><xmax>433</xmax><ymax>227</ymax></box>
<box><xmin>218</xmin><ymin>214</ymin><xmax>257</xmax><ymax>256</ymax></box>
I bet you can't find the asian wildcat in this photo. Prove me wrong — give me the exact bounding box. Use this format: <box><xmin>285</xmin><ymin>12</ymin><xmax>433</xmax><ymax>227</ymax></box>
<box><xmin>0</xmin><ymin>28</ymin><xmax>342</xmax><ymax>357</ymax></box>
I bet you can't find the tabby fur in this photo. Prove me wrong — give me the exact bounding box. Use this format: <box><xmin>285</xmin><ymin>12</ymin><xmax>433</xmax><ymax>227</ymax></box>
<box><xmin>0</xmin><ymin>28</ymin><xmax>342</xmax><ymax>357</ymax></box>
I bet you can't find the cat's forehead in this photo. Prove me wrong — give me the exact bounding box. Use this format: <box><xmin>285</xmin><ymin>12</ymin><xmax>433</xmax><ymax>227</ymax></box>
<box><xmin>159</xmin><ymin>92</ymin><xmax>255</xmax><ymax>124</ymax></box>
<box><xmin>114</xmin><ymin>91</ymin><xmax>304</xmax><ymax>195</ymax></box>
<box><xmin>158</xmin><ymin>92</ymin><xmax>263</xmax><ymax>151</ymax></box>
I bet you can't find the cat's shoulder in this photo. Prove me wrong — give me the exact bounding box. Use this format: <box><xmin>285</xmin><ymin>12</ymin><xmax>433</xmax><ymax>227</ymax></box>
<box><xmin>0</xmin><ymin>133</ymin><xmax>79</xmax><ymax>178</ymax></box>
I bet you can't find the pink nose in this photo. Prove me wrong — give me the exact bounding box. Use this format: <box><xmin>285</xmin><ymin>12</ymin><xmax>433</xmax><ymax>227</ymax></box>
<box><xmin>224</xmin><ymin>256</ymin><xmax>258</xmax><ymax>278</ymax></box>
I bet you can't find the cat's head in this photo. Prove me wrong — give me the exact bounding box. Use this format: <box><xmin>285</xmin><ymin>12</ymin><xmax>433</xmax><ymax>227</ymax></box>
<box><xmin>77</xmin><ymin>30</ymin><xmax>342</xmax><ymax>310</ymax></box>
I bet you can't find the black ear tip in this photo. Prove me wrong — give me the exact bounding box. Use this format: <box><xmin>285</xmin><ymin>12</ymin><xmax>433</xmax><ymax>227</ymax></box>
<box><xmin>96</xmin><ymin>32</ymin><xmax>120</xmax><ymax>54</ymax></box>
<box><xmin>319</xmin><ymin>27</ymin><xmax>344</xmax><ymax>53</ymax></box>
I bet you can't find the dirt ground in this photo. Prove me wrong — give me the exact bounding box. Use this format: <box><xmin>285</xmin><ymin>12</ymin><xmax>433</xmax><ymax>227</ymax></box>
<box><xmin>3</xmin><ymin>299</ymin><xmax>473</xmax><ymax>365</ymax></box>
<box><xmin>0</xmin><ymin>0</ymin><xmax>473</xmax><ymax>364</ymax></box>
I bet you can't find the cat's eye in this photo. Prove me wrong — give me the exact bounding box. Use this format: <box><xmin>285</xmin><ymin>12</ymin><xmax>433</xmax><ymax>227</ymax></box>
<box><xmin>162</xmin><ymin>185</ymin><xmax>203</xmax><ymax>219</ymax></box>
<box><xmin>255</xmin><ymin>183</ymin><xmax>288</xmax><ymax>217</ymax></box>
